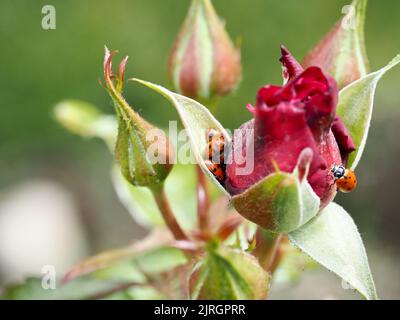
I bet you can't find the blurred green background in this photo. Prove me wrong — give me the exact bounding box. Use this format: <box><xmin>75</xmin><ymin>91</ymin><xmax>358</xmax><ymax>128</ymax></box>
<box><xmin>0</xmin><ymin>0</ymin><xmax>399</xmax><ymax>299</ymax></box>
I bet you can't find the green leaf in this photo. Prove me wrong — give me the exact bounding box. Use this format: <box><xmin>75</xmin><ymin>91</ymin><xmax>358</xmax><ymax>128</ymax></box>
<box><xmin>273</xmin><ymin>242</ymin><xmax>318</xmax><ymax>285</ymax></box>
<box><xmin>63</xmin><ymin>229</ymin><xmax>187</xmax><ymax>283</ymax></box>
<box><xmin>111</xmin><ymin>166</ymin><xmax>165</xmax><ymax>227</ymax></box>
<box><xmin>135</xmin><ymin>246</ymin><xmax>187</xmax><ymax>275</ymax></box>
<box><xmin>54</xmin><ymin>100</ymin><xmax>116</xmax><ymax>149</ymax></box>
<box><xmin>130</xmin><ymin>78</ymin><xmax>231</xmax><ymax>195</ymax></box>
<box><xmin>1</xmin><ymin>274</ymin><xmax>168</xmax><ymax>300</ymax></box>
<box><xmin>105</xmin><ymin>286</ymin><xmax>165</xmax><ymax>300</ymax></box>
<box><xmin>62</xmin><ymin>245</ymin><xmax>142</xmax><ymax>283</ymax></box>
<box><xmin>231</xmin><ymin>153</ymin><xmax>320</xmax><ymax>233</ymax></box>
<box><xmin>1</xmin><ymin>230</ymin><xmax>187</xmax><ymax>300</ymax></box>
<box><xmin>189</xmin><ymin>246</ymin><xmax>269</xmax><ymax>300</ymax></box>
<box><xmin>338</xmin><ymin>54</ymin><xmax>400</xmax><ymax>169</ymax></box>
<box><xmin>165</xmin><ymin>164</ymin><xmax>198</xmax><ymax>229</ymax></box>
<box><xmin>1</xmin><ymin>276</ymin><xmax>130</xmax><ymax>300</ymax></box>
<box><xmin>288</xmin><ymin>202</ymin><xmax>378</xmax><ymax>300</ymax></box>
<box><xmin>92</xmin><ymin>259</ymin><xmax>146</xmax><ymax>283</ymax></box>
<box><xmin>112</xmin><ymin>163</ymin><xmax>198</xmax><ymax>229</ymax></box>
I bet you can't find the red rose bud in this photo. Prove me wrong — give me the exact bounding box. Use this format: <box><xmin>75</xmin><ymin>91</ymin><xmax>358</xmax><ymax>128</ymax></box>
<box><xmin>168</xmin><ymin>0</ymin><xmax>241</xmax><ymax>103</ymax></box>
<box><xmin>225</xmin><ymin>48</ymin><xmax>356</xmax><ymax>208</ymax></box>
<box><xmin>103</xmin><ymin>48</ymin><xmax>174</xmax><ymax>188</ymax></box>
<box><xmin>302</xmin><ymin>0</ymin><xmax>369</xmax><ymax>89</ymax></box>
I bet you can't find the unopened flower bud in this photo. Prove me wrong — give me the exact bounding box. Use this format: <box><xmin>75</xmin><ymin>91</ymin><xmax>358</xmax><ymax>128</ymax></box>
<box><xmin>103</xmin><ymin>47</ymin><xmax>174</xmax><ymax>188</ymax></box>
<box><xmin>168</xmin><ymin>0</ymin><xmax>241</xmax><ymax>103</ymax></box>
<box><xmin>226</xmin><ymin>48</ymin><xmax>356</xmax><ymax>214</ymax></box>
<box><xmin>302</xmin><ymin>0</ymin><xmax>369</xmax><ymax>89</ymax></box>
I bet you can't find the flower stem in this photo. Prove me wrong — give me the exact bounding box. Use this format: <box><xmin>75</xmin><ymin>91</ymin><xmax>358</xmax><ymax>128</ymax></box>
<box><xmin>265</xmin><ymin>234</ymin><xmax>284</xmax><ymax>273</ymax></box>
<box><xmin>152</xmin><ymin>186</ymin><xmax>188</xmax><ymax>241</ymax></box>
<box><xmin>196</xmin><ymin>166</ymin><xmax>210</xmax><ymax>230</ymax></box>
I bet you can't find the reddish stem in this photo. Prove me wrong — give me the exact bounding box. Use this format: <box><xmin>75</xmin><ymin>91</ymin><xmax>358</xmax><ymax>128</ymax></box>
<box><xmin>196</xmin><ymin>166</ymin><xmax>210</xmax><ymax>230</ymax></box>
<box><xmin>152</xmin><ymin>187</ymin><xmax>188</xmax><ymax>241</ymax></box>
<box><xmin>216</xmin><ymin>215</ymin><xmax>243</xmax><ymax>241</ymax></box>
<box><xmin>254</xmin><ymin>229</ymin><xmax>284</xmax><ymax>274</ymax></box>
<box><xmin>265</xmin><ymin>234</ymin><xmax>283</xmax><ymax>273</ymax></box>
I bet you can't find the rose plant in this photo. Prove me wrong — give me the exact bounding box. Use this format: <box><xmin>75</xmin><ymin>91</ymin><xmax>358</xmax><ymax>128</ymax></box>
<box><xmin>2</xmin><ymin>0</ymin><xmax>399</xmax><ymax>300</ymax></box>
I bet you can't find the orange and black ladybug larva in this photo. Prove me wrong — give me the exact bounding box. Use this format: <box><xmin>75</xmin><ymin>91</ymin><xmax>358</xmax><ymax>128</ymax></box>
<box><xmin>330</xmin><ymin>165</ymin><xmax>357</xmax><ymax>193</ymax></box>
<box><xmin>204</xmin><ymin>128</ymin><xmax>226</xmax><ymax>183</ymax></box>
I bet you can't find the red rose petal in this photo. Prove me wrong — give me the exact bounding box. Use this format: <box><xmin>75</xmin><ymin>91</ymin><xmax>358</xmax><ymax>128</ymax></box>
<box><xmin>226</xmin><ymin>102</ymin><xmax>327</xmax><ymax>196</ymax></box>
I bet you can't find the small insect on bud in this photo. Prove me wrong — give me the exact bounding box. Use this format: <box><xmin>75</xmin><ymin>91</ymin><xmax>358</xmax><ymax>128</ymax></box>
<box><xmin>204</xmin><ymin>128</ymin><xmax>226</xmax><ymax>184</ymax></box>
<box><xmin>331</xmin><ymin>165</ymin><xmax>357</xmax><ymax>193</ymax></box>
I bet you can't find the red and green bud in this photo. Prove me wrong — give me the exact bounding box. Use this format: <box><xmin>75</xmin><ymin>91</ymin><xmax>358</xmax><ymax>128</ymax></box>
<box><xmin>168</xmin><ymin>0</ymin><xmax>241</xmax><ymax>103</ymax></box>
<box><xmin>226</xmin><ymin>47</ymin><xmax>356</xmax><ymax>209</ymax></box>
<box><xmin>103</xmin><ymin>47</ymin><xmax>174</xmax><ymax>188</ymax></box>
<box><xmin>189</xmin><ymin>245</ymin><xmax>269</xmax><ymax>299</ymax></box>
<box><xmin>302</xmin><ymin>0</ymin><xmax>369</xmax><ymax>89</ymax></box>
